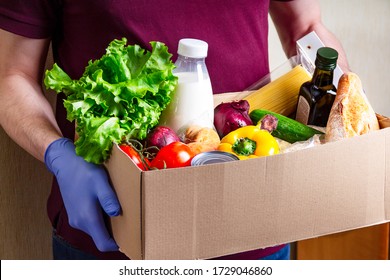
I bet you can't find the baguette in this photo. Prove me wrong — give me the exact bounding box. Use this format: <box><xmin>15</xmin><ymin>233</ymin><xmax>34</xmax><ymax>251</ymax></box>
<box><xmin>325</xmin><ymin>72</ymin><xmax>379</xmax><ymax>142</ymax></box>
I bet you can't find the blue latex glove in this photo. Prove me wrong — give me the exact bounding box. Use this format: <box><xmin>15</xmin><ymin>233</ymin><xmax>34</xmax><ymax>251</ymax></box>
<box><xmin>44</xmin><ymin>137</ymin><xmax>120</xmax><ymax>252</ymax></box>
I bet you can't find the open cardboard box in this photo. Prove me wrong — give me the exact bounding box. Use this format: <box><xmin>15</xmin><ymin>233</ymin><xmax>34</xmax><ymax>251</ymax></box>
<box><xmin>105</xmin><ymin>93</ymin><xmax>390</xmax><ymax>260</ymax></box>
<box><xmin>105</xmin><ymin>32</ymin><xmax>390</xmax><ymax>259</ymax></box>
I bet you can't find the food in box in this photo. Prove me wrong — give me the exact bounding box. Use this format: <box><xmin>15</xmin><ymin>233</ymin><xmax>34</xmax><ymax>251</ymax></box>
<box><xmin>105</xmin><ymin>62</ymin><xmax>390</xmax><ymax>259</ymax></box>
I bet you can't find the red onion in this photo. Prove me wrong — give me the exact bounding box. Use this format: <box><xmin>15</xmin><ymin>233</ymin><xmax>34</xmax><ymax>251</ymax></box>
<box><xmin>214</xmin><ymin>100</ymin><xmax>253</xmax><ymax>138</ymax></box>
<box><xmin>146</xmin><ymin>126</ymin><xmax>181</xmax><ymax>149</ymax></box>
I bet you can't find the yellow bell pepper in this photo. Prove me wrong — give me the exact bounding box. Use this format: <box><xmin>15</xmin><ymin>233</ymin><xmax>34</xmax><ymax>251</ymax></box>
<box><xmin>217</xmin><ymin>125</ymin><xmax>279</xmax><ymax>160</ymax></box>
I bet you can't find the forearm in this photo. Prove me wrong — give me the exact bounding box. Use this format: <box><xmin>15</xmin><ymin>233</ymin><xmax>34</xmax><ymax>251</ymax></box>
<box><xmin>0</xmin><ymin>29</ymin><xmax>64</xmax><ymax>162</ymax></box>
<box><xmin>269</xmin><ymin>0</ymin><xmax>350</xmax><ymax>72</ymax></box>
<box><xmin>0</xmin><ymin>73</ymin><xmax>62</xmax><ymax>162</ymax></box>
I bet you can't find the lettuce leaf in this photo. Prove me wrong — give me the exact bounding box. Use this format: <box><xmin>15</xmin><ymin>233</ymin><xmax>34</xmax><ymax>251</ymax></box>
<box><xmin>44</xmin><ymin>38</ymin><xmax>177</xmax><ymax>164</ymax></box>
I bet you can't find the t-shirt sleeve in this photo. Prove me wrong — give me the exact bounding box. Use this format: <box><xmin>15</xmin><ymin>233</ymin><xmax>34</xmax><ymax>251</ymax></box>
<box><xmin>0</xmin><ymin>0</ymin><xmax>59</xmax><ymax>39</ymax></box>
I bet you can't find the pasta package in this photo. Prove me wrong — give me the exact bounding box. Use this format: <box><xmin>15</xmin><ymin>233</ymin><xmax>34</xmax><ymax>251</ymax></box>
<box><xmin>243</xmin><ymin>65</ymin><xmax>312</xmax><ymax>117</ymax></box>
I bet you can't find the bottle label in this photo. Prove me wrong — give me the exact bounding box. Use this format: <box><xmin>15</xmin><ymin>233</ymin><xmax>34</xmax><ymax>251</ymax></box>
<box><xmin>296</xmin><ymin>96</ymin><xmax>310</xmax><ymax>125</ymax></box>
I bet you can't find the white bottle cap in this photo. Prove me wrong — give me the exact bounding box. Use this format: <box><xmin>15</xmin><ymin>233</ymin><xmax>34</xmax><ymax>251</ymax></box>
<box><xmin>177</xmin><ymin>38</ymin><xmax>208</xmax><ymax>58</ymax></box>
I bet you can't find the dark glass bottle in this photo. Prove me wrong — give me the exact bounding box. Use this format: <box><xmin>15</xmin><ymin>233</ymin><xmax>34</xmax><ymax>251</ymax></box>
<box><xmin>295</xmin><ymin>47</ymin><xmax>338</xmax><ymax>127</ymax></box>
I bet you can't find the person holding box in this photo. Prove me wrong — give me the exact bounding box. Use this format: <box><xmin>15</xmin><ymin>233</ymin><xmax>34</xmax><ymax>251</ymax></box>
<box><xmin>0</xmin><ymin>0</ymin><xmax>348</xmax><ymax>260</ymax></box>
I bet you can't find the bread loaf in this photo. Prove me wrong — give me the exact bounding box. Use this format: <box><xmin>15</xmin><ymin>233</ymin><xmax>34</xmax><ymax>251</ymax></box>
<box><xmin>325</xmin><ymin>72</ymin><xmax>379</xmax><ymax>142</ymax></box>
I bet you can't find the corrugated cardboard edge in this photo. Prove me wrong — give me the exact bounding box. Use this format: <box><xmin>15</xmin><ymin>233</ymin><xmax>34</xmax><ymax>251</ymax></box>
<box><xmin>383</xmin><ymin>122</ymin><xmax>390</xmax><ymax>221</ymax></box>
<box><xmin>387</xmin><ymin>131</ymin><xmax>390</xmax><ymax>222</ymax></box>
<box><xmin>105</xmin><ymin>145</ymin><xmax>143</xmax><ymax>260</ymax></box>
<box><xmin>213</xmin><ymin>91</ymin><xmax>252</xmax><ymax>108</ymax></box>
<box><xmin>376</xmin><ymin>114</ymin><xmax>390</xmax><ymax>221</ymax></box>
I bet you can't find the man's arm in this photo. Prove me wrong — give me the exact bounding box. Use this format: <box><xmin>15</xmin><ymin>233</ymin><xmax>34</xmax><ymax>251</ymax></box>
<box><xmin>269</xmin><ymin>0</ymin><xmax>350</xmax><ymax>72</ymax></box>
<box><xmin>0</xmin><ymin>28</ymin><xmax>62</xmax><ymax>161</ymax></box>
<box><xmin>0</xmin><ymin>28</ymin><xmax>121</xmax><ymax>252</ymax></box>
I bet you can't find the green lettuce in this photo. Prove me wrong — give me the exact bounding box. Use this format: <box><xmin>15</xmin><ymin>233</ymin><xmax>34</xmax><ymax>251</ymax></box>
<box><xmin>44</xmin><ymin>38</ymin><xmax>177</xmax><ymax>164</ymax></box>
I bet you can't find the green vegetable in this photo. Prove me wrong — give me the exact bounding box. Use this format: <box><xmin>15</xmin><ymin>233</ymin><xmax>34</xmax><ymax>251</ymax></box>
<box><xmin>249</xmin><ymin>109</ymin><xmax>323</xmax><ymax>143</ymax></box>
<box><xmin>44</xmin><ymin>38</ymin><xmax>178</xmax><ymax>164</ymax></box>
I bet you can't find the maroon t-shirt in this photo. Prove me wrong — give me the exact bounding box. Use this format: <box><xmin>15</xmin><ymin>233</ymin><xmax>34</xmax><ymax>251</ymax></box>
<box><xmin>0</xmin><ymin>0</ymin><xmax>287</xmax><ymax>259</ymax></box>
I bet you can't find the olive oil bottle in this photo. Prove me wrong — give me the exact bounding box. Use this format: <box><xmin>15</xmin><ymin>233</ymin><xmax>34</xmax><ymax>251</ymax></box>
<box><xmin>295</xmin><ymin>47</ymin><xmax>338</xmax><ymax>127</ymax></box>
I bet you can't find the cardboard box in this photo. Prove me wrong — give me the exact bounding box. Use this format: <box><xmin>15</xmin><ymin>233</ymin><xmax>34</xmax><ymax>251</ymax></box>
<box><xmin>105</xmin><ymin>92</ymin><xmax>390</xmax><ymax>260</ymax></box>
<box><xmin>105</xmin><ymin>32</ymin><xmax>389</xmax><ymax>260</ymax></box>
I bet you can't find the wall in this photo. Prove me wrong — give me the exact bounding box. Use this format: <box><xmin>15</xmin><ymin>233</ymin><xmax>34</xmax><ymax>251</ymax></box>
<box><xmin>0</xmin><ymin>130</ymin><xmax>52</xmax><ymax>259</ymax></box>
<box><xmin>0</xmin><ymin>53</ymin><xmax>54</xmax><ymax>260</ymax></box>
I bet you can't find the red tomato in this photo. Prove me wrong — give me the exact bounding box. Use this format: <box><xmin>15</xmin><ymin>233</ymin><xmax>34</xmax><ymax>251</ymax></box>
<box><xmin>119</xmin><ymin>144</ymin><xmax>149</xmax><ymax>171</ymax></box>
<box><xmin>150</xmin><ymin>142</ymin><xmax>195</xmax><ymax>169</ymax></box>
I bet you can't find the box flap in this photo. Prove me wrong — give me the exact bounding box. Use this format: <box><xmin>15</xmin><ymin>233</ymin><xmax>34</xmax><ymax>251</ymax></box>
<box><xmin>139</xmin><ymin>128</ymin><xmax>389</xmax><ymax>259</ymax></box>
<box><xmin>105</xmin><ymin>145</ymin><xmax>143</xmax><ymax>260</ymax></box>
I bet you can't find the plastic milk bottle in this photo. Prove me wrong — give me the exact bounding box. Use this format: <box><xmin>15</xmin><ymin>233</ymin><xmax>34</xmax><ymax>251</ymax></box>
<box><xmin>159</xmin><ymin>38</ymin><xmax>214</xmax><ymax>137</ymax></box>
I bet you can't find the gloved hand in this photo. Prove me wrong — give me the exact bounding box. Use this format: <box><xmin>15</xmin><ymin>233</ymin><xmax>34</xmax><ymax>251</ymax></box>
<box><xmin>44</xmin><ymin>137</ymin><xmax>121</xmax><ymax>252</ymax></box>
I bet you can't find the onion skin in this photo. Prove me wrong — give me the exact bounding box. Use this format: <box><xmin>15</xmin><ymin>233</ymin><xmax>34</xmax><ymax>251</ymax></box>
<box><xmin>146</xmin><ymin>126</ymin><xmax>181</xmax><ymax>149</ymax></box>
<box><xmin>214</xmin><ymin>100</ymin><xmax>253</xmax><ymax>138</ymax></box>
<box><xmin>259</xmin><ymin>114</ymin><xmax>278</xmax><ymax>133</ymax></box>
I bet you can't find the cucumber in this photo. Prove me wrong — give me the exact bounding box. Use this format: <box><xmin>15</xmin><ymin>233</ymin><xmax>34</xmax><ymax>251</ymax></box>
<box><xmin>249</xmin><ymin>109</ymin><xmax>323</xmax><ymax>143</ymax></box>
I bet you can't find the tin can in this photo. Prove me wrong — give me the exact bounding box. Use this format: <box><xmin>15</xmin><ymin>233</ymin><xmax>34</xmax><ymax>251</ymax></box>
<box><xmin>191</xmin><ymin>151</ymin><xmax>239</xmax><ymax>166</ymax></box>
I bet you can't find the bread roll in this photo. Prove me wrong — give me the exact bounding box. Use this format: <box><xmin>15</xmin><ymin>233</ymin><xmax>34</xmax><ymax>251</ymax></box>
<box><xmin>377</xmin><ymin>114</ymin><xmax>390</xmax><ymax>129</ymax></box>
<box><xmin>325</xmin><ymin>72</ymin><xmax>379</xmax><ymax>142</ymax></box>
<box><xmin>184</xmin><ymin>125</ymin><xmax>220</xmax><ymax>154</ymax></box>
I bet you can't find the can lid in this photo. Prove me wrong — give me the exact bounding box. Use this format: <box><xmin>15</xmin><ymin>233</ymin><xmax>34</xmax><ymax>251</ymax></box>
<box><xmin>315</xmin><ymin>47</ymin><xmax>338</xmax><ymax>70</ymax></box>
<box><xmin>191</xmin><ymin>151</ymin><xmax>239</xmax><ymax>166</ymax></box>
<box><xmin>177</xmin><ymin>38</ymin><xmax>208</xmax><ymax>58</ymax></box>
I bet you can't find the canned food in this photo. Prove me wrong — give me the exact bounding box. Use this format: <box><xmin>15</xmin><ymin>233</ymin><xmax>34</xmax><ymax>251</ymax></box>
<box><xmin>191</xmin><ymin>151</ymin><xmax>239</xmax><ymax>166</ymax></box>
